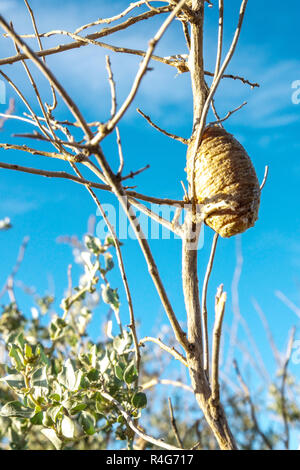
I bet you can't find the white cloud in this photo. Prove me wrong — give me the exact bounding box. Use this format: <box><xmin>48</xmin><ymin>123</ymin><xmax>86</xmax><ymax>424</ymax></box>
<box><xmin>1</xmin><ymin>1</ymin><xmax>299</xmax><ymax>132</ymax></box>
<box><xmin>0</xmin><ymin>197</ymin><xmax>37</xmax><ymax>215</ymax></box>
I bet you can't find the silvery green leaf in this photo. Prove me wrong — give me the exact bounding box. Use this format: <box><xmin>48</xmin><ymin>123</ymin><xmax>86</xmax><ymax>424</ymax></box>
<box><xmin>9</xmin><ymin>345</ymin><xmax>24</xmax><ymax>370</ymax></box>
<box><xmin>131</xmin><ymin>392</ymin><xmax>147</xmax><ymax>409</ymax></box>
<box><xmin>124</xmin><ymin>362</ymin><xmax>138</xmax><ymax>385</ymax></box>
<box><xmin>61</xmin><ymin>415</ymin><xmax>75</xmax><ymax>439</ymax></box>
<box><xmin>104</xmin><ymin>253</ymin><xmax>114</xmax><ymax>272</ymax></box>
<box><xmin>1</xmin><ymin>373</ymin><xmax>25</xmax><ymax>390</ymax></box>
<box><xmin>41</xmin><ymin>428</ymin><xmax>63</xmax><ymax>450</ymax></box>
<box><xmin>58</xmin><ymin>359</ymin><xmax>79</xmax><ymax>391</ymax></box>
<box><xmin>84</xmin><ymin>235</ymin><xmax>102</xmax><ymax>255</ymax></box>
<box><xmin>0</xmin><ymin>401</ymin><xmax>34</xmax><ymax>418</ymax></box>
<box><xmin>99</xmin><ymin>352</ymin><xmax>110</xmax><ymax>373</ymax></box>
<box><xmin>31</xmin><ymin>366</ymin><xmax>48</xmax><ymax>390</ymax></box>
<box><xmin>101</xmin><ymin>284</ymin><xmax>120</xmax><ymax>311</ymax></box>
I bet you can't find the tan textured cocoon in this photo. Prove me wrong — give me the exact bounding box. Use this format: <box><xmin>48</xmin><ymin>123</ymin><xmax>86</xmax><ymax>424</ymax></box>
<box><xmin>186</xmin><ymin>126</ymin><xmax>261</xmax><ymax>238</ymax></box>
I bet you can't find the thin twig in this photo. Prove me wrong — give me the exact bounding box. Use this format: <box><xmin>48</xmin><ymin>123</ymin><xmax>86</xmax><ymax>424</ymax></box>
<box><xmin>275</xmin><ymin>291</ymin><xmax>300</xmax><ymax>320</ymax></box>
<box><xmin>181</xmin><ymin>19</ymin><xmax>191</xmax><ymax>49</ymax></box>
<box><xmin>90</xmin><ymin>0</ymin><xmax>190</xmax><ymax>144</ymax></box>
<box><xmin>201</xmin><ymin>232</ymin><xmax>219</xmax><ymax>376</ymax></box>
<box><xmin>233</xmin><ymin>359</ymin><xmax>273</xmax><ymax>450</ymax></box>
<box><xmin>0</xmin><ymin>16</ymin><xmax>92</xmax><ymax>139</ymax></box>
<box><xmin>260</xmin><ymin>165</ymin><xmax>269</xmax><ymax>191</ymax></box>
<box><xmin>100</xmin><ymin>390</ymin><xmax>182</xmax><ymax>450</ymax></box>
<box><xmin>215</xmin><ymin>0</ymin><xmax>224</xmax><ymax>77</ymax></box>
<box><xmin>0</xmin><ymin>161</ymin><xmax>185</xmax><ymax>206</ymax></box>
<box><xmin>211</xmin><ymin>285</ymin><xmax>226</xmax><ymax>404</ymax></box>
<box><xmin>252</xmin><ymin>298</ymin><xmax>282</xmax><ymax>367</ymax></box>
<box><xmin>208</xmin><ymin>101</ymin><xmax>247</xmax><ymax>126</ymax></box>
<box><xmin>121</xmin><ymin>164</ymin><xmax>150</xmax><ymax>181</ymax></box>
<box><xmin>168</xmin><ymin>397</ymin><xmax>184</xmax><ymax>448</ymax></box>
<box><xmin>0</xmin><ymin>143</ymin><xmax>81</xmax><ymax>162</ymax></box>
<box><xmin>116</xmin><ymin>127</ymin><xmax>124</xmax><ymax>176</ymax></box>
<box><xmin>139</xmin><ymin>336</ymin><xmax>188</xmax><ymax>367</ymax></box>
<box><xmin>0</xmin><ymin>7</ymin><xmax>172</xmax><ymax>66</ymax></box>
<box><xmin>141</xmin><ymin>378</ymin><xmax>193</xmax><ymax>393</ymax></box>
<box><xmin>280</xmin><ymin>326</ymin><xmax>296</xmax><ymax>450</ymax></box>
<box><xmin>0</xmin><ymin>237</ymin><xmax>30</xmax><ymax>300</ymax></box>
<box><xmin>0</xmin><ymin>98</ymin><xmax>15</xmax><ymax>130</ymax></box>
<box><xmin>105</xmin><ymin>55</ymin><xmax>117</xmax><ymax>117</ymax></box>
<box><xmin>128</xmin><ymin>198</ymin><xmax>182</xmax><ymax>236</ymax></box>
<box><xmin>23</xmin><ymin>0</ymin><xmax>57</xmax><ymax>110</ymax></box>
<box><xmin>74</xmin><ymin>0</ymin><xmax>160</xmax><ymax>34</ymax></box>
<box><xmin>137</xmin><ymin>108</ymin><xmax>188</xmax><ymax>145</ymax></box>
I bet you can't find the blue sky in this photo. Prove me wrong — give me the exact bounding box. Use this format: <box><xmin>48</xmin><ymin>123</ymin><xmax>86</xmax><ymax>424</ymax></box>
<box><xmin>0</xmin><ymin>0</ymin><xmax>300</xmax><ymax>443</ymax></box>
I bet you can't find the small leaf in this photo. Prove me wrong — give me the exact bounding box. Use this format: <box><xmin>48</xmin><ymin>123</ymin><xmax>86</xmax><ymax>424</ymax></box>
<box><xmin>99</xmin><ymin>352</ymin><xmax>110</xmax><ymax>373</ymax></box>
<box><xmin>101</xmin><ymin>284</ymin><xmax>120</xmax><ymax>311</ymax></box>
<box><xmin>113</xmin><ymin>333</ymin><xmax>131</xmax><ymax>355</ymax></box>
<box><xmin>61</xmin><ymin>415</ymin><xmax>75</xmax><ymax>439</ymax></box>
<box><xmin>105</xmin><ymin>235</ymin><xmax>118</xmax><ymax>247</ymax></box>
<box><xmin>36</xmin><ymin>345</ymin><xmax>51</xmax><ymax>367</ymax></box>
<box><xmin>70</xmin><ymin>403</ymin><xmax>87</xmax><ymax>415</ymax></box>
<box><xmin>114</xmin><ymin>364</ymin><xmax>124</xmax><ymax>381</ymax></box>
<box><xmin>49</xmin><ymin>317</ymin><xmax>67</xmax><ymax>341</ymax></box>
<box><xmin>9</xmin><ymin>345</ymin><xmax>24</xmax><ymax>370</ymax></box>
<box><xmin>41</xmin><ymin>428</ymin><xmax>63</xmax><ymax>450</ymax></box>
<box><xmin>124</xmin><ymin>363</ymin><xmax>138</xmax><ymax>385</ymax></box>
<box><xmin>131</xmin><ymin>392</ymin><xmax>147</xmax><ymax>409</ymax></box>
<box><xmin>80</xmin><ymin>411</ymin><xmax>96</xmax><ymax>435</ymax></box>
<box><xmin>24</xmin><ymin>343</ymin><xmax>33</xmax><ymax>360</ymax></box>
<box><xmin>31</xmin><ymin>366</ymin><xmax>48</xmax><ymax>390</ymax></box>
<box><xmin>104</xmin><ymin>253</ymin><xmax>114</xmax><ymax>272</ymax></box>
<box><xmin>1</xmin><ymin>373</ymin><xmax>25</xmax><ymax>390</ymax></box>
<box><xmin>87</xmin><ymin>368</ymin><xmax>99</xmax><ymax>382</ymax></box>
<box><xmin>16</xmin><ymin>332</ymin><xmax>25</xmax><ymax>349</ymax></box>
<box><xmin>30</xmin><ymin>411</ymin><xmax>43</xmax><ymax>425</ymax></box>
<box><xmin>58</xmin><ymin>359</ymin><xmax>77</xmax><ymax>391</ymax></box>
<box><xmin>47</xmin><ymin>405</ymin><xmax>62</xmax><ymax>423</ymax></box>
<box><xmin>85</xmin><ymin>235</ymin><xmax>103</xmax><ymax>255</ymax></box>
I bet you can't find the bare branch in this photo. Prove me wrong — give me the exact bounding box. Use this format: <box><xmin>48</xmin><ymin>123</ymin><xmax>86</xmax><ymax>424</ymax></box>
<box><xmin>116</xmin><ymin>127</ymin><xmax>124</xmax><ymax>176</ymax></box>
<box><xmin>0</xmin><ymin>237</ymin><xmax>30</xmax><ymax>300</ymax></box>
<box><xmin>208</xmin><ymin>101</ymin><xmax>247</xmax><ymax>126</ymax></box>
<box><xmin>252</xmin><ymin>298</ymin><xmax>282</xmax><ymax>367</ymax></box>
<box><xmin>0</xmin><ymin>161</ymin><xmax>185</xmax><ymax>206</ymax></box>
<box><xmin>201</xmin><ymin>232</ymin><xmax>219</xmax><ymax>376</ymax></box>
<box><xmin>211</xmin><ymin>285</ymin><xmax>226</xmax><ymax>404</ymax></box>
<box><xmin>105</xmin><ymin>55</ymin><xmax>117</xmax><ymax>117</ymax></box>
<box><xmin>280</xmin><ymin>326</ymin><xmax>296</xmax><ymax>450</ymax></box>
<box><xmin>23</xmin><ymin>0</ymin><xmax>57</xmax><ymax>111</ymax></box>
<box><xmin>0</xmin><ymin>98</ymin><xmax>15</xmax><ymax>130</ymax></box>
<box><xmin>0</xmin><ymin>16</ymin><xmax>92</xmax><ymax>139</ymax></box>
<box><xmin>142</xmin><ymin>378</ymin><xmax>193</xmax><ymax>393</ymax></box>
<box><xmin>137</xmin><ymin>108</ymin><xmax>189</xmax><ymax>144</ymax></box>
<box><xmin>139</xmin><ymin>336</ymin><xmax>188</xmax><ymax>367</ymax></box>
<box><xmin>0</xmin><ymin>142</ymin><xmax>82</xmax><ymax>162</ymax></box>
<box><xmin>168</xmin><ymin>397</ymin><xmax>184</xmax><ymax>448</ymax></box>
<box><xmin>233</xmin><ymin>359</ymin><xmax>273</xmax><ymax>450</ymax></box>
<box><xmin>121</xmin><ymin>164</ymin><xmax>150</xmax><ymax>181</ymax></box>
<box><xmin>214</xmin><ymin>0</ymin><xmax>224</xmax><ymax>77</ymax></box>
<box><xmin>90</xmin><ymin>0</ymin><xmax>190</xmax><ymax>144</ymax></box>
<box><xmin>0</xmin><ymin>6</ymin><xmax>172</xmax><ymax>66</ymax></box>
<box><xmin>100</xmin><ymin>390</ymin><xmax>182</xmax><ymax>450</ymax></box>
<box><xmin>74</xmin><ymin>1</ymin><xmax>164</xmax><ymax>34</ymax></box>
<box><xmin>275</xmin><ymin>291</ymin><xmax>300</xmax><ymax>320</ymax></box>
